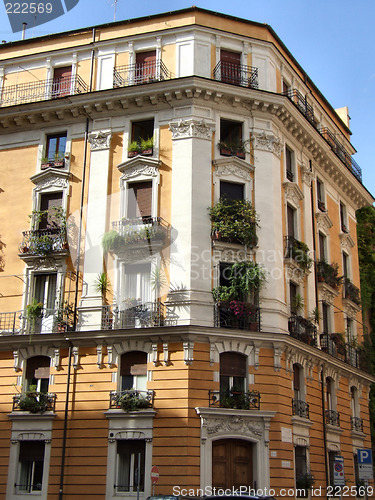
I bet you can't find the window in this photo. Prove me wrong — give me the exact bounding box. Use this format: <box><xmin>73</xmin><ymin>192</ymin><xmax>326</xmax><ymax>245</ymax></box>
<box><xmin>131</xmin><ymin>119</ymin><xmax>154</xmax><ymax>149</ymax></box>
<box><xmin>220</xmin><ymin>352</ymin><xmax>246</xmax><ymax>394</ymax></box>
<box><xmin>52</xmin><ymin>66</ymin><xmax>72</xmax><ymax>98</ymax></box>
<box><xmin>346</xmin><ymin>317</ymin><xmax>353</xmax><ymax>340</ymax></box>
<box><xmin>328</xmin><ymin>451</ymin><xmax>337</xmax><ymax>487</ymax></box>
<box><xmin>322</xmin><ymin>302</ymin><xmax>330</xmax><ymax>334</ymax></box>
<box><xmin>45</xmin><ymin>133</ymin><xmax>67</xmax><ymax>163</ymax></box>
<box><xmin>326</xmin><ymin>377</ymin><xmax>334</xmax><ymax>411</ymax></box>
<box><xmin>219</xmin><ymin>119</ymin><xmax>243</xmax><ymax>156</ymax></box>
<box><xmin>220</xmin><ymin>181</ymin><xmax>244</xmax><ymax>201</ymax></box>
<box><xmin>295</xmin><ymin>446</ymin><xmax>307</xmax><ymax>491</ymax></box>
<box><xmin>340</xmin><ymin>202</ymin><xmax>348</xmax><ymax>233</ymax></box>
<box><xmin>135</xmin><ymin>51</ymin><xmax>156</xmax><ymax>84</ymax></box>
<box><xmin>350</xmin><ymin>387</ymin><xmax>359</xmax><ymax>418</ymax></box>
<box><xmin>289</xmin><ymin>281</ymin><xmax>298</xmax><ymax>314</ymax></box>
<box><xmin>282</xmin><ymin>79</ymin><xmax>291</xmax><ymax>95</ymax></box>
<box><xmin>120</xmin><ymin>351</ymin><xmax>147</xmax><ymax>392</ymax></box>
<box><xmin>342</xmin><ymin>252</ymin><xmax>349</xmax><ymax>279</ymax></box>
<box><xmin>25</xmin><ymin>356</ymin><xmax>50</xmax><ymax>392</ymax></box>
<box><xmin>318</xmin><ymin>232</ymin><xmax>326</xmax><ymax>261</ymax></box>
<box><xmin>17</xmin><ymin>441</ymin><xmax>45</xmax><ymax>493</ymax></box>
<box><xmin>124</xmin><ymin>263</ymin><xmax>151</xmax><ymax>303</ymax></box>
<box><xmin>38</xmin><ymin>192</ymin><xmax>63</xmax><ymax>229</ymax></box>
<box><xmin>220</xmin><ymin>50</ymin><xmax>241</xmax><ymax>85</ymax></box>
<box><xmin>316</xmin><ymin>178</ymin><xmax>325</xmax><ymax>211</ymax></box>
<box><xmin>287</xmin><ymin>204</ymin><xmax>296</xmax><ymax>238</ymax></box>
<box><xmin>293</xmin><ymin>364</ymin><xmax>302</xmax><ymax>400</ymax></box>
<box><xmin>127</xmin><ymin>182</ymin><xmax>152</xmax><ymax>219</ymax></box>
<box><xmin>285</xmin><ymin>146</ymin><xmax>294</xmax><ymax>181</ymax></box>
<box><xmin>116</xmin><ymin>439</ymin><xmax>145</xmax><ymax>493</ymax></box>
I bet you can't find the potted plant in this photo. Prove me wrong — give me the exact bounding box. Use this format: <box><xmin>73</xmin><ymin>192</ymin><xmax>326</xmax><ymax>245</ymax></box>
<box><xmin>94</xmin><ymin>272</ymin><xmax>110</xmax><ymax>301</ymax></box>
<box><xmin>16</xmin><ymin>385</ymin><xmax>51</xmax><ymax>413</ymax></box>
<box><xmin>235</xmin><ymin>139</ymin><xmax>250</xmax><ymax>159</ymax></box>
<box><xmin>26</xmin><ymin>298</ymin><xmax>43</xmax><ymax>334</ymax></box>
<box><xmin>54</xmin><ymin>301</ymin><xmax>75</xmax><ymax>332</ymax></box>
<box><xmin>32</xmin><ymin>233</ymin><xmax>53</xmax><ymax>255</ymax></box>
<box><xmin>41</xmin><ymin>156</ymin><xmax>51</xmax><ymax>170</ymax></box>
<box><xmin>102</xmin><ymin>230</ymin><xmax>125</xmax><ymax>254</ymax></box>
<box><xmin>296</xmin><ymin>472</ymin><xmax>315</xmax><ymax>497</ymax></box>
<box><xmin>140</xmin><ymin>136</ymin><xmax>154</xmax><ymax>155</ymax></box>
<box><xmin>128</xmin><ymin>140</ymin><xmax>140</xmax><ymax>158</ymax></box>
<box><xmin>115</xmin><ymin>390</ymin><xmax>152</xmax><ymax>412</ymax></box>
<box><xmin>53</xmin><ymin>153</ymin><xmax>65</xmax><ymax>167</ymax></box>
<box><xmin>292</xmin><ymin>293</ymin><xmax>304</xmax><ymax>315</ymax></box>
<box><xmin>218</xmin><ymin>141</ymin><xmax>233</xmax><ymax>156</ymax></box>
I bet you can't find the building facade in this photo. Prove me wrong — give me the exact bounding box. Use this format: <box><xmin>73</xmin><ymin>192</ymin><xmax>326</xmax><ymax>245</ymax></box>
<box><xmin>0</xmin><ymin>7</ymin><xmax>373</xmax><ymax>499</ymax></box>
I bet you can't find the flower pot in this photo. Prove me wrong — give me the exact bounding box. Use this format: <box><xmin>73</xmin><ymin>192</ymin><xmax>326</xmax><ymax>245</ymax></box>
<box><xmin>236</xmin><ymin>151</ymin><xmax>246</xmax><ymax>160</ymax></box>
<box><xmin>220</xmin><ymin>147</ymin><xmax>233</xmax><ymax>156</ymax></box>
<box><xmin>128</xmin><ymin>151</ymin><xmax>139</xmax><ymax>158</ymax></box>
<box><xmin>20</xmin><ymin>246</ymin><xmax>29</xmax><ymax>253</ymax></box>
<box><xmin>141</xmin><ymin>148</ymin><xmax>153</xmax><ymax>156</ymax></box>
<box><xmin>53</xmin><ymin>160</ymin><xmax>65</xmax><ymax>168</ymax></box>
<box><xmin>41</xmin><ymin>162</ymin><xmax>52</xmax><ymax>170</ymax></box>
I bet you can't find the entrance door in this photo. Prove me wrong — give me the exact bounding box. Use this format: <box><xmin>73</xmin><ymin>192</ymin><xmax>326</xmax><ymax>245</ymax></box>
<box><xmin>212</xmin><ymin>439</ymin><xmax>253</xmax><ymax>489</ymax></box>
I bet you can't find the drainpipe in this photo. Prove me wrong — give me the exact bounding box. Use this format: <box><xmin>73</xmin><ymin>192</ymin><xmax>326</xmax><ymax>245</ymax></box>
<box><xmin>59</xmin><ymin>27</ymin><xmax>96</xmax><ymax>500</ymax></box>
<box><xmin>321</xmin><ymin>367</ymin><xmax>329</xmax><ymax>488</ymax></box>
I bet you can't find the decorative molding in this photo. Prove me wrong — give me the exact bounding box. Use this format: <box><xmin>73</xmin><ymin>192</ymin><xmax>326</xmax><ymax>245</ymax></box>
<box><xmin>213</xmin><ymin>157</ymin><xmax>254</xmax><ymax>180</ymax></box>
<box><xmin>32</xmin><ymin>258</ymin><xmax>58</xmax><ymax>271</ymax></box>
<box><xmin>339</xmin><ymin>231</ymin><xmax>355</xmax><ymax>251</ymax></box>
<box><xmin>342</xmin><ymin>299</ymin><xmax>360</xmax><ymax>318</ymax></box>
<box><xmin>300</xmin><ymin>162</ymin><xmax>313</xmax><ymax>187</ymax></box>
<box><xmin>97</xmin><ymin>345</ymin><xmax>103</xmax><ymax>367</ymax></box>
<box><xmin>283</xmin><ymin>181</ymin><xmax>304</xmax><ymax>206</ymax></box>
<box><xmin>53</xmin><ymin>349</ymin><xmax>61</xmax><ymax>370</ymax></box>
<box><xmin>169</xmin><ymin>119</ymin><xmax>215</xmax><ymax>140</ymax></box>
<box><xmin>317</xmin><ymin>282</ymin><xmax>340</xmax><ymax>304</ymax></box>
<box><xmin>163</xmin><ymin>343</ymin><xmax>169</xmax><ymax>366</ymax></box>
<box><xmin>117</xmin><ymin>155</ymin><xmax>161</xmax><ymax>180</ymax></box>
<box><xmin>252</xmin><ymin>131</ymin><xmax>283</xmax><ymax>158</ymax></box>
<box><xmin>30</xmin><ymin>169</ymin><xmax>70</xmax><ymax>191</ymax></box>
<box><xmin>315</xmin><ymin>212</ymin><xmax>333</xmax><ymax>233</ymax></box>
<box><xmin>72</xmin><ymin>346</ymin><xmax>79</xmax><ymax>369</ymax></box>
<box><xmin>183</xmin><ymin>340</ymin><xmax>194</xmax><ymax>365</ymax></box>
<box><xmin>13</xmin><ymin>350</ymin><xmax>22</xmax><ymax>372</ymax></box>
<box><xmin>88</xmin><ymin>130</ymin><xmax>112</xmax><ymax>151</ymax></box>
<box><xmin>284</xmin><ymin>258</ymin><xmax>306</xmax><ymax>285</ymax></box>
<box><xmin>107</xmin><ymin>345</ymin><xmax>115</xmax><ymax>368</ymax></box>
<box><xmin>273</xmin><ymin>343</ymin><xmax>282</xmax><ymax>372</ymax></box>
<box><xmin>17</xmin><ymin>432</ymin><xmax>46</xmax><ymax>441</ymax></box>
<box><xmin>203</xmin><ymin>414</ymin><xmax>263</xmax><ymax>437</ymax></box>
<box><xmin>152</xmin><ymin>343</ymin><xmax>158</xmax><ymax>366</ymax></box>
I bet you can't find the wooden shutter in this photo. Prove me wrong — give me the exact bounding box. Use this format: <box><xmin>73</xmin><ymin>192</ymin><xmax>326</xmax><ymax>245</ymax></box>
<box><xmin>135</xmin><ymin>51</ymin><xmax>156</xmax><ymax>83</ymax></box>
<box><xmin>127</xmin><ymin>182</ymin><xmax>152</xmax><ymax>218</ymax></box>
<box><xmin>39</xmin><ymin>192</ymin><xmax>63</xmax><ymax>229</ymax></box>
<box><xmin>220</xmin><ymin>50</ymin><xmax>241</xmax><ymax>85</ymax></box>
<box><xmin>221</xmin><ymin>50</ymin><xmax>241</xmax><ymax>65</ymax></box>
<box><xmin>293</xmin><ymin>365</ymin><xmax>300</xmax><ymax>391</ymax></box>
<box><xmin>287</xmin><ymin>204</ymin><xmax>295</xmax><ymax>238</ymax></box>
<box><xmin>53</xmin><ymin>66</ymin><xmax>72</xmax><ymax>97</ymax></box>
<box><xmin>19</xmin><ymin>441</ymin><xmax>45</xmax><ymax>461</ymax></box>
<box><xmin>220</xmin><ymin>352</ymin><xmax>246</xmax><ymax>378</ymax></box>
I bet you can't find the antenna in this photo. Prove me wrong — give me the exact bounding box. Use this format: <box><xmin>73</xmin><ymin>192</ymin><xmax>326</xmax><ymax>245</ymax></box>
<box><xmin>113</xmin><ymin>0</ymin><xmax>118</xmax><ymax>21</ymax></box>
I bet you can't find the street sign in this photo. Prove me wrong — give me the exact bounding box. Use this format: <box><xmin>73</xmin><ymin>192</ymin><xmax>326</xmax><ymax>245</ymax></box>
<box><xmin>151</xmin><ymin>465</ymin><xmax>159</xmax><ymax>485</ymax></box>
<box><xmin>333</xmin><ymin>456</ymin><xmax>345</xmax><ymax>486</ymax></box>
<box><xmin>358</xmin><ymin>448</ymin><xmax>374</xmax><ymax>481</ymax></box>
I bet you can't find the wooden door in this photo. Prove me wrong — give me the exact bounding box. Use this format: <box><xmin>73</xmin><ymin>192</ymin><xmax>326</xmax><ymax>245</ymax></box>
<box><xmin>212</xmin><ymin>439</ymin><xmax>253</xmax><ymax>489</ymax></box>
<box><xmin>135</xmin><ymin>51</ymin><xmax>156</xmax><ymax>83</ymax></box>
<box><xmin>52</xmin><ymin>66</ymin><xmax>72</xmax><ymax>97</ymax></box>
<box><xmin>220</xmin><ymin>50</ymin><xmax>241</xmax><ymax>85</ymax></box>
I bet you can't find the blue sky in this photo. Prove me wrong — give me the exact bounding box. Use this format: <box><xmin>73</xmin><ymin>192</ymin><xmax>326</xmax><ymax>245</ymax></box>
<box><xmin>1</xmin><ymin>0</ymin><xmax>374</xmax><ymax>198</ymax></box>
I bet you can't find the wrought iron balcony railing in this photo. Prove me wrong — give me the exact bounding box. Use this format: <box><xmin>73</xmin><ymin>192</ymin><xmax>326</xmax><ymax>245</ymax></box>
<box><xmin>292</xmin><ymin>399</ymin><xmax>310</xmax><ymax>419</ymax></box>
<box><xmin>351</xmin><ymin>416</ymin><xmax>363</xmax><ymax>432</ymax></box>
<box><xmin>12</xmin><ymin>392</ymin><xmax>57</xmax><ymax>412</ymax></box>
<box><xmin>214</xmin><ymin>301</ymin><xmax>260</xmax><ymax>331</ymax></box>
<box><xmin>19</xmin><ymin>227</ymin><xmax>68</xmax><ymax>256</ymax></box>
<box><xmin>0</xmin><ymin>307</ymin><xmax>74</xmax><ymax>335</ymax></box>
<box><xmin>112</xmin><ymin>216</ymin><xmax>170</xmax><ymax>243</ymax></box>
<box><xmin>320</xmin><ymin>333</ymin><xmax>341</xmax><ymax>357</ymax></box>
<box><xmin>325</xmin><ymin>409</ymin><xmax>340</xmax><ymax>427</ymax></box>
<box><xmin>109</xmin><ymin>389</ymin><xmax>154</xmax><ymax>410</ymax></box>
<box><xmin>319</xmin><ymin>127</ymin><xmax>362</xmax><ymax>182</ymax></box>
<box><xmin>288</xmin><ymin>315</ymin><xmax>317</xmax><ymax>346</ymax></box>
<box><xmin>343</xmin><ymin>278</ymin><xmax>361</xmax><ymax>305</ymax></box>
<box><xmin>213</xmin><ymin>61</ymin><xmax>258</xmax><ymax>88</ymax></box>
<box><xmin>0</xmin><ymin>74</ymin><xmax>88</xmax><ymax>107</ymax></box>
<box><xmin>113</xmin><ymin>60</ymin><xmax>171</xmax><ymax>87</ymax></box>
<box><xmin>209</xmin><ymin>389</ymin><xmax>261</xmax><ymax>410</ymax></box>
<box><xmin>316</xmin><ymin>260</ymin><xmax>342</xmax><ymax>290</ymax></box>
<box><xmin>101</xmin><ymin>301</ymin><xmax>178</xmax><ymax>330</ymax></box>
<box><xmin>285</xmin><ymin>89</ymin><xmax>315</xmax><ymax>125</ymax></box>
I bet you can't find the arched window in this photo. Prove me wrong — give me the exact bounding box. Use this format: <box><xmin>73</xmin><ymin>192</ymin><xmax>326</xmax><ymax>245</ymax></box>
<box><xmin>120</xmin><ymin>351</ymin><xmax>147</xmax><ymax>391</ymax></box>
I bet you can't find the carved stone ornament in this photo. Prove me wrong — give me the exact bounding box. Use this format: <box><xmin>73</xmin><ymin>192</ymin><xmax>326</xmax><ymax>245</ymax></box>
<box><xmin>283</xmin><ymin>181</ymin><xmax>304</xmax><ymax>206</ymax></box>
<box><xmin>88</xmin><ymin>130</ymin><xmax>112</xmax><ymax>151</ymax></box>
<box><xmin>252</xmin><ymin>131</ymin><xmax>283</xmax><ymax>158</ymax></box>
<box><xmin>122</xmin><ymin>165</ymin><xmax>158</xmax><ymax>181</ymax></box>
<box><xmin>339</xmin><ymin>231</ymin><xmax>355</xmax><ymax>251</ymax></box>
<box><xmin>169</xmin><ymin>119</ymin><xmax>215</xmax><ymax>141</ymax></box>
<box><xmin>316</xmin><ymin>212</ymin><xmax>333</xmax><ymax>233</ymax></box>
<box><xmin>213</xmin><ymin>157</ymin><xmax>254</xmax><ymax>181</ymax></box>
<box><xmin>31</xmin><ymin>170</ymin><xmax>70</xmax><ymax>192</ymax></box>
<box><xmin>117</xmin><ymin>156</ymin><xmax>161</xmax><ymax>180</ymax></box>
<box><xmin>203</xmin><ymin>415</ymin><xmax>263</xmax><ymax>437</ymax></box>
<box><xmin>317</xmin><ymin>282</ymin><xmax>339</xmax><ymax>305</ymax></box>
<box><xmin>301</xmin><ymin>163</ymin><xmax>314</xmax><ymax>187</ymax></box>
<box><xmin>33</xmin><ymin>258</ymin><xmax>57</xmax><ymax>270</ymax></box>
<box><xmin>285</xmin><ymin>259</ymin><xmax>305</xmax><ymax>284</ymax></box>
<box><xmin>343</xmin><ymin>299</ymin><xmax>360</xmax><ymax>318</ymax></box>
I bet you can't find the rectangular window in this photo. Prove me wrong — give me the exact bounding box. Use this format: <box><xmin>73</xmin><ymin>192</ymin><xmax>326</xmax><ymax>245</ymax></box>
<box><xmin>17</xmin><ymin>441</ymin><xmax>45</xmax><ymax>493</ymax></box>
<box><xmin>116</xmin><ymin>440</ymin><xmax>145</xmax><ymax>492</ymax></box>
<box><xmin>282</xmin><ymin>80</ymin><xmax>290</xmax><ymax>95</ymax></box>
<box><xmin>135</xmin><ymin>51</ymin><xmax>156</xmax><ymax>84</ymax></box>
<box><xmin>52</xmin><ymin>66</ymin><xmax>72</xmax><ymax>98</ymax></box>
<box><xmin>287</xmin><ymin>204</ymin><xmax>296</xmax><ymax>238</ymax></box>
<box><xmin>220</xmin><ymin>181</ymin><xmax>244</xmax><ymax>201</ymax></box>
<box><xmin>295</xmin><ymin>445</ymin><xmax>307</xmax><ymax>479</ymax></box>
<box><xmin>46</xmin><ymin>133</ymin><xmax>67</xmax><ymax>162</ymax></box>
<box><xmin>342</xmin><ymin>252</ymin><xmax>349</xmax><ymax>279</ymax></box>
<box><xmin>316</xmin><ymin>178</ymin><xmax>325</xmax><ymax>211</ymax></box>
<box><xmin>131</xmin><ymin>119</ymin><xmax>154</xmax><ymax>146</ymax></box>
<box><xmin>340</xmin><ymin>202</ymin><xmax>348</xmax><ymax>233</ymax></box>
<box><xmin>124</xmin><ymin>263</ymin><xmax>151</xmax><ymax>304</ymax></box>
<box><xmin>220</xmin><ymin>119</ymin><xmax>243</xmax><ymax>154</ymax></box>
<box><xmin>328</xmin><ymin>451</ymin><xmax>337</xmax><ymax>486</ymax></box>
<box><xmin>220</xmin><ymin>49</ymin><xmax>241</xmax><ymax>85</ymax></box>
<box><xmin>318</xmin><ymin>232</ymin><xmax>326</xmax><ymax>261</ymax></box>
<box><xmin>289</xmin><ymin>281</ymin><xmax>297</xmax><ymax>314</ymax></box>
<box><xmin>285</xmin><ymin>146</ymin><xmax>294</xmax><ymax>181</ymax></box>
<box><xmin>38</xmin><ymin>192</ymin><xmax>63</xmax><ymax>230</ymax></box>
<box><xmin>322</xmin><ymin>302</ymin><xmax>330</xmax><ymax>334</ymax></box>
<box><xmin>127</xmin><ymin>182</ymin><xmax>152</xmax><ymax>219</ymax></box>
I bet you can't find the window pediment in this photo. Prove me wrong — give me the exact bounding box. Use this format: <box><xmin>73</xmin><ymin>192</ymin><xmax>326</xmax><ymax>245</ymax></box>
<box><xmin>213</xmin><ymin>157</ymin><xmax>254</xmax><ymax>180</ymax></box>
<box><xmin>283</xmin><ymin>181</ymin><xmax>304</xmax><ymax>206</ymax></box>
<box><xmin>316</xmin><ymin>211</ymin><xmax>333</xmax><ymax>233</ymax></box>
<box><xmin>117</xmin><ymin>156</ymin><xmax>161</xmax><ymax>180</ymax></box>
<box><xmin>30</xmin><ymin>169</ymin><xmax>71</xmax><ymax>192</ymax></box>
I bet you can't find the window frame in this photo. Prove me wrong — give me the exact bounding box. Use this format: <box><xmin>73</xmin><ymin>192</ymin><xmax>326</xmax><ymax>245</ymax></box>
<box><xmin>285</xmin><ymin>145</ymin><xmax>295</xmax><ymax>182</ymax></box>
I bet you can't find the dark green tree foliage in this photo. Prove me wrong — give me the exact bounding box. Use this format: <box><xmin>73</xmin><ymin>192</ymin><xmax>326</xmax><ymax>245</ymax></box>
<box><xmin>356</xmin><ymin>206</ymin><xmax>375</xmax><ymax>449</ymax></box>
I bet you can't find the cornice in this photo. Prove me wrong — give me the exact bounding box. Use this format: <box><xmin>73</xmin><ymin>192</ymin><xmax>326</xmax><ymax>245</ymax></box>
<box><xmin>0</xmin><ymin>76</ymin><xmax>372</xmax><ymax>207</ymax></box>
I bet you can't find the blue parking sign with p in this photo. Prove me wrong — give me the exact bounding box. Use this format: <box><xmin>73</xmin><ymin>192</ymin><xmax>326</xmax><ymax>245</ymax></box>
<box><xmin>358</xmin><ymin>449</ymin><xmax>372</xmax><ymax>464</ymax></box>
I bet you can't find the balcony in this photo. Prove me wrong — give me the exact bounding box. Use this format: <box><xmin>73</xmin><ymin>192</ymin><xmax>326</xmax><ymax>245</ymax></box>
<box><xmin>101</xmin><ymin>301</ymin><xmax>177</xmax><ymax>330</ymax></box>
<box><xmin>325</xmin><ymin>409</ymin><xmax>340</xmax><ymax>427</ymax></box>
<box><xmin>109</xmin><ymin>389</ymin><xmax>154</xmax><ymax>411</ymax></box>
<box><xmin>12</xmin><ymin>392</ymin><xmax>56</xmax><ymax>413</ymax></box>
<box><xmin>343</xmin><ymin>278</ymin><xmax>361</xmax><ymax>305</ymax></box>
<box><xmin>0</xmin><ymin>74</ymin><xmax>88</xmax><ymax>107</ymax></box>
<box><xmin>113</xmin><ymin>61</ymin><xmax>171</xmax><ymax>87</ymax></box>
<box><xmin>284</xmin><ymin>236</ymin><xmax>312</xmax><ymax>272</ymax></box>
<box><xmin>214</xmin><ymin>301</ymin><xmax>260</xmax><ymax>331</ymax></box>
<box><xmin>285</xmin><ymin>89</ymin><xmax>315</xmax><ymax>125</ymax></box>
<box><xmin>213</xmin><ymin>61</ymin><xmax>258</xmax><ymax>88</ymax></box>
<box><xmin>19</xmin><ymin>227</ymin><xmax>68</xmax><ymax>256</ymax></box>
<box><xmin>320</xmin><ymin>127</ymin><xmax>362</xmax><ymax>182</ymax></box>
<box><xmin>209</xmin><ymin>389</ymin><xmax>261</xmax><ymax>410</ymax></box>
<box><xmin>288</xmin><ymin>315</ymin><xmax>317</xmax><ymax>346</ymax></box>
<box><xmin>292</xmin><ymin>399</ymin><xmax>310</xmax><ymax>419</ymax></box>
<box><xmin>320</xmin><ymin>333</ymin><xmax>344</xmax><ymax>358</ymax></box>
<box><xmin>316</xmin><ymin>260</ymin><xmax>343</xmax><ymax>290</ymax></box>
<box><xmin>103</xmin><ymin>217</ymin><xmax>171</xmax><ymax>261</ymax></box>
<box><xmin>351</xmin><ymin>416</ymin><xmax>364</xmax><ymax>432</ymax></box>
<box><xmin>0</xmin><ymin>306</ymin><xmax>74</xmax><ymax>335</ymax></box>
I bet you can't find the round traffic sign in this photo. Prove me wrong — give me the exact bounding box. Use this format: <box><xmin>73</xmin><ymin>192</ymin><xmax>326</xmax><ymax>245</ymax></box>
<box><xmin>151</xmin><ymin>465</ymin><xmax>159</xmax><ymax>484</ymax></box>
<box><xmin>334</xmin><ymin>463</ymin><xmax>343</xmax><ymax>472</ymax></box>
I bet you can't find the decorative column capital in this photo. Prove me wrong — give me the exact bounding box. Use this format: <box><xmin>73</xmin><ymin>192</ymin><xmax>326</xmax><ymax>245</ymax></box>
<box><xmin>88</xmin><ymin>130</ymin><xmax>112</xmax><ymax>151</ymax></box>
<box><xmin>169</xmin><ymin>119</ymin><xmax>215</xmax><ymax>141</ymax></box>
<box><xmin>252</xmin><ymin>131</ymin><xmax>283</xmax><ymax>158</ymax></box>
